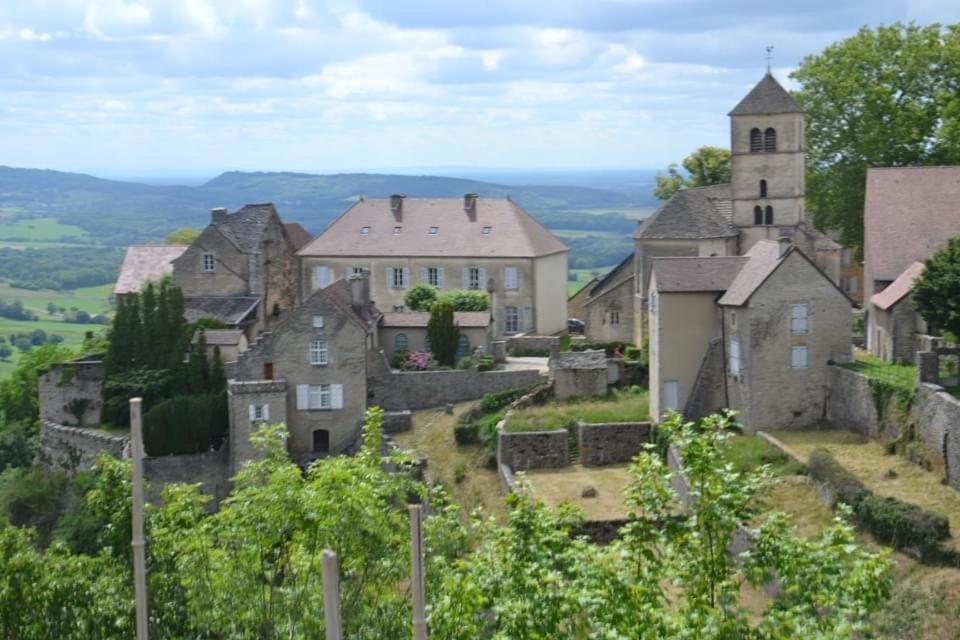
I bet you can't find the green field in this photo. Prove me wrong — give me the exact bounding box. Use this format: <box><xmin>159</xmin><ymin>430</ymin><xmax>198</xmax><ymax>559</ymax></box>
<box><xmin>0</xmin><ymin>216</ymin><xmax>89</xmax><ymax>242</ymax></box>
<box><xmin>568</xmin><ymin>266</ymin><xmax>614</xmax><ymax>296</ymax></box>
<box><xmin>0</xmin><ymin>241</ymin><xmax>100</xmax><ymax>250</ymax></box>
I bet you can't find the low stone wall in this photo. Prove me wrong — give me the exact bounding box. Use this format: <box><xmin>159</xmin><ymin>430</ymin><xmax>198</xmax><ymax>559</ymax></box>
<box><xmin>38</xmin><ymin>360</ymin><xmax>104</xmax><ymax>427</ymax></box>
<box><xmin>382</xmin><ymin>410</ymin><xmax>413</xmax><ymax>434</ymax></box>
<box><xmin>499</xmin><ymin>463</ymin><xmax>518</xmax><ymax>493</ymax></box>
<box><xmin>911</xmin><ymin>383</ymin><xmax>960</xmax><ymax>491</ymax></box>
<box><xmin>39</xmin><ymin>420</ymin><xmax>128</xmax><ymax>473</ymax></box>
<box><xmin>506</xmin><ymin>334</ymin><xmax>560</xmax><ymax>357</ymax></box>
<box><xmin>824</xmin><ymin>365</ymin><xmax>898</xmax><ymax>438</ymax></box>
<box><xmin>497</xmin><ymin>425</ymin><xmax>569</xmax><ymax>471</ymax></box>
<box><xmin>578</xmin><ymin>422</ymin><xmax>651</xmax><ymax>466</ymax></box>
<box><xmin>144</xmin><ymin>447</ymin><xmax>231</xmax><ymax>506</ymax></box>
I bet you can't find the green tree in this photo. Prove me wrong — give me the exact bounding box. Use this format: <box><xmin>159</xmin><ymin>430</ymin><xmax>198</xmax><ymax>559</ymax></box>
<box><xmin>437</xmin><ymin>289</ymin><xmax>489</xmax><ymax>311</ymax></box>
<box><xmin>0</xmin><ymin>343</ymin><xmax>74</xmax><ymax>424</ymax></box>
<box><xmin>0</xmin><ymin>343</ymin><xmax>11</xmax><ymax>360</ymax></box>
<box><xmin>403</xmin><ymin>283</ymin><xmax>438</xmax><ymax>311</ymax></box>
<box><xmin>164</xmin><ymin>228</ymin><xmax>201</xmax><ymax>245</ymax></box>
<box><xmin>793</xmin><ymin>23</ymin><xmax>960</xmax><ymax>250</ymax></box>
<box><xmin>186</xmin><ymin>332</ymin><xmax>209</xmax><ymax>394</ymax></box>
<box><xmin>209</xmin><ymin>345</ymin><xmax>226</xmax><ymax>393</ymax></box>
<box><xmin>654</xmin><ymin>145</ymin><xmax>731</xmax><ymax>200</ymax></box>
<box><xmin>427</xmin><ymin>299</ymin><xmax>460</xmax><ymax>366</ymax></box>
<box><xmin>912</xmin><ymin>236</ymin><xmax>960</xmax><ymax>336</ymax></box>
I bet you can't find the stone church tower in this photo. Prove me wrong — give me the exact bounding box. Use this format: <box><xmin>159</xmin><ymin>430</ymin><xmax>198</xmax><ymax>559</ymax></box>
<box><xmin>728</xmin><ymin>72</ymin><xmax>806</xmax><ymax>252</ymax></box>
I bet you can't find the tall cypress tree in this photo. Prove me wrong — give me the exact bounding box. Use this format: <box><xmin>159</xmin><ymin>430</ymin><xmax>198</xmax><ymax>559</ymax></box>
<box><xmin>156</xmin><ymin>283</ymin><xmax>171</xmax><ymax>364</ymax></box>
<box><xmin>187</xmin><ymin>332</ymin><xmax>210</xmax><ymax>394</ymax></box>
<box><xmin>209</xmin><ymin>345</ymin><xmax>226</xmax><ymax>393</ymax></box>
<box><xmin>127</xmin><ymin>294</ymin><xmax>143</xmax><ymax>369</ymax></box>
<box><xmin>166</xmin><ymin>285</ymin><xmax>187</xmax><ymax>370</ymax></box>
<box><xmin>427</xmin><ymin>299</ymin><xmax>461</xmax><ymax>367</ymax></box>
<box><xmin>104</xmin><ymin>296</ymin><xmax>129</xmax><ymax>376</ymax></box>
<box><xmin>141</xmin><ymin>283</ymin><xmax>158</xmax><ymax>368</ymax></box>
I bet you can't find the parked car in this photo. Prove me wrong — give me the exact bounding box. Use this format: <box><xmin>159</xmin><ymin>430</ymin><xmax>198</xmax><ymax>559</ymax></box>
<box><xmin>567</xmin><ymin>318</ymin><xmax>585</xmax><ymax>334</ymax></box>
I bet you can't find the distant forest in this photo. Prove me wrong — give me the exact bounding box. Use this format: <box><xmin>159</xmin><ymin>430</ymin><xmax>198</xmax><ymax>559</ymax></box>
<box><xmin>0</xmin><ymin>247</ymin><xmax>124</xmax><ymax>291</ymax></box>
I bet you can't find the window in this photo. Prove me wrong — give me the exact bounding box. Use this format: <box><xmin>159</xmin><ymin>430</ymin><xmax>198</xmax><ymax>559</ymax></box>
<box><xmin>314</xmin><ymin>266</ymin><xmax>330</xmax><ymax>289</ymax></box>
<box><xmin>263</xmin><ymin>362</ymin><xmax>273</xmax><ymax>380</ymax></box>
<box><xmin>312</xmin><ymin>429</ymin><xmax>330</xmax><ymax>453</ymax></box>
<box><xmin>425</xmin><ymin>266</ymin><xmax>443</xmax><ymax>288</ymax></box>
<box><xmin>248</xmin><ymin>403</ymin><xmax>269</xmax><ymax>422</ymax></box>
<box><xmin>360</xmin><ymin>226</ymin><xmax>370</xmax><ymax>235</ymax></box>
<box><xmin>456</xmin><ymin>335</ymin><xmax>470</xmax><ymax>360</ymax></box>
<box><xmin>505</xmin><ymin>306</ymin><xmax>519</xmax><ymax>333</ymax></box>
<box><xmin>504</xmin><ymin>267</ymin><xmax>519</xmax><ymax>291</ymax></box>
<box><xmin>393</xmin><ymin>226</ymin><xmax>402</xmax><ymax>235</ymax></box>
<box><xmin>764</xmin><ymin>127</ymin><xmax>777</xmax><ymax>152</ymax></box>
<box><xmin>609</xmin><ymin>310</ymin><xmax>621</xmax><ymax>326</ymax></box>
<box><xmin>791</xmin><ymin>346</ymin><xmax>808</xmax><ymax>369</ymax></box>
<box><xmin>309</xmin><ymin>339</ymin><xmax>329</xmax><ymax>366</ymax></box>
<box><xmin>425</xmin><ymin>334</ymin><xmax>432</xmax><ymax>352</ymax></box>
<box><xmin>481</xmin><ymin>226</ymin><xmax>492</xmax><ymax>235</ymax></box>
<box><xmin>297</xmin><ymin>384</ymin><xmax>344</xmax><ymax>410</ymax></box>
<box><xmin>754</xmin><ymin>206</ymin><xmax>763</xmax><ymax>225</ymax></box>
<box><xmin>395</xmin><ymin>333</ymin><xmax>409</xmax><ymax>352</ymax></box>
<box><xmin>759</xmin><ymin>179</ymin><xmax>767</xmax><ymax>198</ymax></box>
<box><xmin>731</xmin><ymin>311</ymin><xmax>737</xmax><ymax>328</ymax></box>
<box><xmin>729</xmin><ymin>339</ymin><xmax>741</xmax><ymax>376</ymax></box>
<box><xmin>791</xmin><ymin>304</ymin><xmax>808</xmax><ymax>334</ymax></box>
<box><xmin>750</xmin><ymin>128</ymin><xmax>762</xmax><ymax>152</ymax></box>
<box><xmin>466</xmin><ymin>267</ymin><xmax>482</xmax><ymax>290</ymax></box>
<box><xmin>203</xmin><ymin>254</ymin><xmax>215</xmax><ymax>272</ymax></box>
<box><xmin>764</xmin><ymin>205</ymin><xmax>773</xmax><ymax>225</ymax></box>
<box><xmin>313</xmin><ymin>315</ymin><xmax>324</xmax><ymax>328</ymax></box>
<box><xmin>428</xmin><ymin>226</ymin><xmax>438</xmax><ymax>235</ymax></box>
<box><xmin>388</xmin><ymin>267</ymin><xmax>408</xmax><ymax>289</ymax></box>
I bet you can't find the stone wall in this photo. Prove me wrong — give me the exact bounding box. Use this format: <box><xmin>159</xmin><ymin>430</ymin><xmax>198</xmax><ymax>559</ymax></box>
<box><xmin>39</xmin><ymin>420</ymin><xmax>128</xmax><ymax>473</ymax></box>
<box><xmin>144</xmin><ymin>447</ymin><xmax>231</xmax><ymax>505</ymax></box>
<box><xmin>37</xmin><ymin>360</ymin><xmax>104</xmax><ymax>427</ymax></box>
<box><xmin>911</xmin><ymin>383</ymin><xmax>960</xmax><ymax>491</ymax></box>
<box><xmin>578</xmin><ymin>421</ymin><xmax>651</xmax><ymax>466</ymax></box>
<box><xmin>497</xmin><ymin>426</ymin><xmax>569</xmax><ymax>471</ymax></box>
<box><xmin>824</xmin><ymin>365</ymin><xmax>898</xmax><ymax>439</ymax></box>
<box><xmin>382</xmin><ymin>410</ymin><xmax>413</xmax><ymax>434</ymax></box>
<box><xmin>506</xmin><ymin>334</ymin><xmax>560</xmax><ymax>357</ymax></box>
<box><xmin>684</xmin><ymin>338</ymin><xmax>725</xmax><ymax>421</ymax></box>
<box><xmin>367</xmin><ymin>351</ymin><xmax>544</xmax><ymax>411</ymax></box>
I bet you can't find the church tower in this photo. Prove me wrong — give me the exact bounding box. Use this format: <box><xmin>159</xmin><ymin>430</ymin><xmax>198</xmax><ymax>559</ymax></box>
<box><xmin>728</xmin><ymin>72</ymin><xmax>805</xmax><ymax>252</ymax></box>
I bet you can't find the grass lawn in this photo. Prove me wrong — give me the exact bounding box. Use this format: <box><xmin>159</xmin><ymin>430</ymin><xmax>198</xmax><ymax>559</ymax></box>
<box><xmin>392</xmin><ymin>403</ymin><xmax>508</xmax><ymax>520</ymax></box>
<box><xmin>0</xmin><ymin>282</ymin><xmax>114</xmax><ymax>316</ymax></box>
<box><xmin>841</xmin><ymin>351</ymin><xmax>915</xmax><ymax>390</ymax></box>
<box><xmin>525</xmin><ymin>464</ymin><xmax>633</xmax><ymax>520</ymax></box>
<box><xmin>725</xmin><ymin>435</ymin><xmax>806</xmax><ymax>477</ymax></box>
<box><xmin>0</xmin><ymin>216</ymin><xmax>88</xmax><ymax>241</ymax></box>
<box><xmin>505</xmin><ymin>389</ymin><xmax>649</xmax><ymax>433</ymax></box>
<box><xmin>0</xmin><ymin>316</ymin><xmax>106</xmax><ymax>378</ymax></box>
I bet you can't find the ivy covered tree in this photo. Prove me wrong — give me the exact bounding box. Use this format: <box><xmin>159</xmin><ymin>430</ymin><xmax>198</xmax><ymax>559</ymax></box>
<box><xmin>913</xmin><ymin>236</ymin><xmax>960</xmax><ymax>337</ymax></box>
<box><xmin>427</xmin><ymin>299</ymin><xmax>460</xmax><ymax>366</ymax></box>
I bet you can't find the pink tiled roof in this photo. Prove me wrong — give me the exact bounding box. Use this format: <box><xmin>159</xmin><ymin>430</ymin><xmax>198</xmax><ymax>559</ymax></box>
<box><xmin>380</xmin><ymin>311</ymin><xmax>491</xmax><ymax>328</ymax></box>
<box><xmin>298</xmin><ymin>197</ymin><xmax>568</xmax><ymax>258</ymax></box>
<box><xmin>870</xmin><ymin>261</ymin><xmax>924</xmax><ymax>311</ymax></box>
<box><xmin>865</xmin><ymin>167</ymin><xmax>960</xmax><ymax>282</ymax></box>
<box><xmin>114</xmin><ymin>245</ymin><xmax>187</xmax><ymax>295</ymax></box>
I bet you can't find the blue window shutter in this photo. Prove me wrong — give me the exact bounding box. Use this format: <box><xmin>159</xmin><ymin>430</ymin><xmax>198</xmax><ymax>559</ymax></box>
<box><xmin>331</xmin><ymin>384</ymin><xmax>344</xmax><ymax>409</ymax></box>
<box><xmin>402</xmin><ymin>267</ymin><xmax>410</xmax><ymax>288</ymax></box>
<box><xmin>386</xmin><ymin>267</ymin><xmax>393</xmax><ymax>288</ymax></box>
<box><xmin>296</xmin><ymin>385</ymin><xmax>309</xmax><ymax>410</ymax></box>
<box><xmin>437</xmin><ymin>267</ymin><xmax>445</xmax><ymax>288</ymax></box>
<box><xmin>421</xmin><ymin>267</ymin><xmax>428</xmax><ymax>283</ymax></box>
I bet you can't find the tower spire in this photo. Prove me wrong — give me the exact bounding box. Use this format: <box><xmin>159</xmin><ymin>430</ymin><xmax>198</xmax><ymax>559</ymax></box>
<box><xmin>765</xmin><ymin>45</ymin><xmax>774</xmax><ymax>74</ymax></box>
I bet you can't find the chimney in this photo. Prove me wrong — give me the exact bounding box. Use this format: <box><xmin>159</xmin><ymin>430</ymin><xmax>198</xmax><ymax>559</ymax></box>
<box><xmin>777</xmin><ymin>226</ymin><xmax>796</xmax><ymax>257</ymax></box>
<box><xmin>464</xmin><ymin>193</ymin><xmax>478</xmax><ymax>219</ymax></box>
<box><xmin>349</xmin><ymin>269</ymin><xmax>371</xmax><ymax>312</ymax></box>
<box><xmin>390</xmin><ymin>194</ymin><xmax>405</xmax><ymax>221</ymax></box>
<box><xmin>211</xmin><ymin>207</ymin><xmax>228</xmax><ymax>223</ymax></box>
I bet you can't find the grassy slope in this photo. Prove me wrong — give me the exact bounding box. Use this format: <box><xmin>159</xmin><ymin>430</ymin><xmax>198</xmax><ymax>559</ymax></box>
<box><xmin>0</xmin><ymin>217</ymin><xmax>88</xmax><ymax>241</ymax></box>
<box><xmin>505</xmin><ymin>390</ymin><xmax>649</xmax><ymax>433</ymax></box>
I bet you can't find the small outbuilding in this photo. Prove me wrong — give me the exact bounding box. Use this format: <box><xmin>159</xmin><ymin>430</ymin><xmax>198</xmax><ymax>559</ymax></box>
<box><xmin>552</xmin><ymin>350</ymin><xmax>608</xmax><ymax>400</ymax></box>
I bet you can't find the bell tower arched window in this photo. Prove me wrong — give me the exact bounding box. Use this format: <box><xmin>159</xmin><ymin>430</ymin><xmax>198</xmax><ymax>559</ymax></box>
<box><xmin>764</xmin><ymin>205</ymin><xmax>774</xmax><ymax>225</ymax></box>
<box><xmin>750</xmin><ymin>128</ymin><xmax>762</xmax><ymax>152</ymax></box>
<box><xmin>759</xmin><ymin>179</ymin><xmax>767</xmax><ymax>198</ymax></box>
<box><xmin>754</xmin><ymin>206</ymin><xmax>763</xmax><ymax>225</ymax></box>
<box><xmin>764</xmin><ymin>128</ymin><xmax>777</xmax><ymax>152</ymax></box>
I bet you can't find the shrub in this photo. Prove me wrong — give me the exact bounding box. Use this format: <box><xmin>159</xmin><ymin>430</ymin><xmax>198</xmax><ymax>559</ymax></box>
<box><xmin>403</xmin><ymin>351</ymin><xmax>432</xmax><ymax>371</ymax></box>
<box><xmin>856</xmin><ymin>495</ymin><xmax>950</xmax><ymax>559</ymax></box>
<box><xmin>142</xmin><ymin>393</ymin><xmax>228</xmax><ymax>456</ymax></box>
<box><xmin>392</xmin><ymin>349</ymin><xmax>410</xmax><ymax>369</ymax></box>
<box><xmin>454</xmin><ymin>421</ymin><xmax>480</xmax><ymax>445</ymax></box>
<box><xmin>453</xmin><ymin>461</ymin><xmax>467</xmax><ymax>484</ymax></box>
<box><xmin>403</xmin><ymin>284</ymin><xmax>438</xmax><ymax>311</ymax></box>
<box><xmin>624</xmin><ymin>346</ymin><xmax>642</xmax><ymax>362</ymax></box>
<box><xmin>477</xmin><ymin>356</ymin><xmax>495</xmax><ymax>372</ymax></box>
<box><xmin>438</xmin><ymin>289</ymin><xmax>489</xmax><ymax>311</ymax></box>
<box><xmin>456</xmin><ymin>356</ymin><xmax>476</xmax><ymax>370</ymax></box>
<box><xmin>427</xmin><ymin>300</ymin><xmax>460</xmax><ymax>367</ymax></box>
<box><xmin>807</xmin><ymin>448</ymin><xmax>869</xmax><ymax>509</ymax></box>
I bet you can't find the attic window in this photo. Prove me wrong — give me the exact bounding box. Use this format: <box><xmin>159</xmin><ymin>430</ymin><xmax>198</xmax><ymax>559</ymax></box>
<box><xmin>428</xmin><ymin>226</ymin><xmax>439</xmax><ymax>235</ymax></box>
<box><xmin>393</xmin><ymin>226</ymin><xmax>402</xmax><ymax>235</ymax></box>
<box><xmin>481</xmin><ymin>226</ymin><xmax>492</xmax><ymax>235</ymax></box>
<box><xmin>360</xmin><ymin>226</ymin><xmax>370</xmax><ymax>235</ymax></box>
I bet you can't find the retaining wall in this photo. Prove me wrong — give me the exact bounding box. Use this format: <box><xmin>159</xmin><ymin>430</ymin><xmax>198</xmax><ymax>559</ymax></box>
<box><xmin>37</xmin><ymin>360</ymin><xmax>104</xmax><ymax>427</ymax></box>
<box><xmin>824</xmin><ymin>365</ymin><xmax>898</xmax><ymax>438</ymax></box>
<box><xmin>578</xmin><ymin>422</ymin><xmax>651</xmax><ymax>466</ymax></box>
<box><xmin>506</xmin><ymin>334</ymin><xmax>560</xmax><ymax>357</ymax></box>
<box><xmin>497</xmin><ymin>425</ymin><xmax>569</xmax><ymax>471</ymax></box>
<box><xmin>39</xmin><ymin>420</ymin><xmax>128</xmax><ymax>473</ymax></box>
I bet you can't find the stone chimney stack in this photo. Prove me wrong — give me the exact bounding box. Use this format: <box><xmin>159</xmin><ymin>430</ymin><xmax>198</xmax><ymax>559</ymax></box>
<box><xmin>778</xmin><ymin>236</ymin><xmax>793</xmax><ymax>258</ymax></box>
<box><xmin>212</xmin><ymin>207</ymin><xmax>229</xmax><ymax>223</ymax></box>
<box><xmin>390</xmin><ymin>194</ymin><xmax>405</xmax><ymax>221</ymax></box>
<box><xmin>464</xmin><ymin>193</ymin><xmax>478</xmax><ymax>220</ymax></box>
<box><xmin>349</xmin><ymin>269</ymin><xmax>371</xmax><ymax>312</ymax></box>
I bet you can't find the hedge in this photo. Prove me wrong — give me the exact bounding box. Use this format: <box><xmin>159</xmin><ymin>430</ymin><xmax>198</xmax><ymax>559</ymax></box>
<box><xmin>143</xmin><ymin>393</ymin><xmax>228</xmax><ymax>456</ymax></box>
<box><xmin>807</xmin><ymin>448</ymin><xmax>869</xmax><ymax>509</ymax></box>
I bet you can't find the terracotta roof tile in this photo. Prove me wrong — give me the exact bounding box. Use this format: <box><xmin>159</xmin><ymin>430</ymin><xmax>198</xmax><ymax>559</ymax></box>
<box><xmin>728</xmin><ymin>73</ymin><xmax>803</xmax><ymax>116</ymax></box>
<box><xmin>380</xmin><ymin>311</ymin><xmax>490</xmax><ymax>328</ymax></box>
<box><xmin>114</xmin><ymin>245</ymin><xmax>187</xmax><ymax>295</ymax></box>
<box><xmin>298</xmin><ymin>197</ymin><xmax>568</xmax><ymax>258</ymax></box>
<box><xmin>865</xmin><ymin>167</ymin><xmax>960</xmax><ymax>282</ymax></box>
<box><xmin>870</xmin><ymin>261</ymin><xmax>924</xmax><ymax>311</ymax></box>
<box><xmin>652</xmin><ymin>256</ymin><xmax>748</xmax><ymax>293</ymax></box>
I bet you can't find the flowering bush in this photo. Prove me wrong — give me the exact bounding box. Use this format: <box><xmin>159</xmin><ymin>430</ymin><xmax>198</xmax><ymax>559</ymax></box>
<box><xmin>403</xmin><ymin>351</ymin><xmax>433</xmax><ymax>371</ymax></box>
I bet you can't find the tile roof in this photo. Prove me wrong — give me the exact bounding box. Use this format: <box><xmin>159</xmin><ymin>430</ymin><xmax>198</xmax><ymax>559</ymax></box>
<box><xmin>380</xmin><ymin>311</ymin><xmax>491</xmax><ymax>328</ymax></box>
<box><xmin>215</xmin><ymin>203</ymin><xmax>277</xmax><ymax>253</ymax></box>
<box><xmin>865</xmin><ymin>167</ymin><xmax>960</xmax><ymax>282</ymax></box>
<box><xmin>870</xmin><ymin>261</ymin><xmax>924</xmax><ymax>311</ymax></box>
<box><xmin>297</xmin><ymin>196</ymin><xmax>568</xmax><ymax>258</ymax></box>
<box><xmin>114</xmin><ymin>245</ymin><xmax>187</xmax><ymax>295</ymax></box>
<box><xmin>634</xmin><ymin>184</ymin><xmax>737</xmax><ymax>240</ymax></box>
<box><xmin>652</xmin><ymin>256</ymin><xmax>748</xmax><ymax>293</ymax></box>
<box><xmin>320</xmin><ymin>278</ymin><xmax>380</xmax><ymax>329</ymax></box>
<box><xmin>283</xmin><ymin>222</ymin><xmax>312</xmax><ymax>251</ymax></box>
<box><xmin>588</xmin><ymin>252</ymin><xmax>634</xmax><ymax>298</ymax></box>
<box><xmin>717</xmin><ymin>240</ymin><xmax>785</xmax><ymax>306</ymax></box>
<box><xmin>728</xmin><ymin>72</ymin><xmax>803</xmax><ymax>116</ymax></box>
<box><xmin>183</xmin><ymin>296</ymin><xmax>260</xmax><ymax>326</ymax></box>
<box><xmin>191</xmin><ymin>329</ymin><xmax>245</xmax><ymax>346</ymax></box>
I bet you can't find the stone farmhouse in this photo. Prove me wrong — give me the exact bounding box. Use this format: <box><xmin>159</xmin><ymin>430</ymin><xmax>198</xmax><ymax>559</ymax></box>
<box><xmin>864</xmin><ymin>167</ymin><xmax>960</xmax><ymax>363</ymax></box>
<box><xmin>648</xmin><ymin>240</ymin><xmax>852</xmax><ymax>430</ymax></box>
<box><xmin>297</xmin><ymin>194</ymin><xmax>569</xmax><ymax>336</ymax></box>
<box><xmin>578</xmin><ymin>72</ymin><xmax>842</xmax><ymax>347</ymax></box>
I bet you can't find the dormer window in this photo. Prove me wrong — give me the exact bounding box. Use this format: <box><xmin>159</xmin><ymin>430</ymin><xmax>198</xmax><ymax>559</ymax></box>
<box><xmin>428</xmin><ymin>226</ymin><xmax>438</xmax><ymax>235</ymax></box>
<box><xmin>203</xmin><ymin>254</ymin><xmax>215</xmax><ymax>272</ymax></box>
<box><xmin>393</xmin><ymin>226</ymin><xmax>402</xmax><ymax>235</ymax></box>
<box><xmin>481</xmin><ymin>226</ymin><xmax>492</xmax><ymax>235</ymax></box>
<box><xmin>360</xmin><ymin>226</ymin><xmax>370</xmax><ymax>235</ymax></box>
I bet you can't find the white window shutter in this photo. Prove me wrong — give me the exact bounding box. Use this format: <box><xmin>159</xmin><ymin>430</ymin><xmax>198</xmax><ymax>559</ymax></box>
<box><xmin>437</xmin><ymin>267</ymin><xmax>445</xmax><ymax>288</ymax></box>
<box><xmin>402</xmin><ymin>267</ymin><xmax>410</xmax><ymax>288</ymax></box>
<box><xmin>263</xmin><ymin>404</ymin><xmax>270</xmax><ymax>421</ymax></box>
<box><xmin>331</xmin><ymin>384</ymin><xmax>344</xmax><ymax>409</ymax></box>
<box><xmin>296</xmin><ymin>385</ymin><xmax>309</xmax><ymax>410</ymax></box>
<box><xmin>248</xmin><ymin>404</ymin><xmax>256</xmax><ymax>421</ymax></box>
<box><xmin>421</xmin><ymin>267</ymin><xmax>429</xmax><ymax>283</ymax></box>
<box><xmin>479</xmin><ymin>267</ymin><xmax>487</xmax><ymax>289</ymax></box>
<box><xmin>462</xmin><ymin>268</ymin><xmax>469</xmax><ymax>288</ymax></box>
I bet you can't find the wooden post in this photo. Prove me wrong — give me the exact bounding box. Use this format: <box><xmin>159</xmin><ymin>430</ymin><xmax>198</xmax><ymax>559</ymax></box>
<box><xmin>130</xmin><ymin>397</ymin><xmax>149</xmax><ymax>640</ymax></box>
<box><xmin>409</xmin><ymin>504</ymin><xmax>428</xmax><ymax>640</ymax></box>
<box><xmin>322</xmin><ymin>550</ymin><xmax>343</xmax><ymax>640</ymax></box>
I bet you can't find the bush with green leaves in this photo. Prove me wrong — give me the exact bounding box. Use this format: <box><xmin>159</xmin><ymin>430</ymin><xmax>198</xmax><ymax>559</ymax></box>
<box><xmin>403</xmin><ymin>283</ymin><xmax>438</xmax><ymax>311</ymax></box>
<box><xmin>427</xmin><ymin>299</ymin><xmax>460</xmax><ymax>367</ymax></box>
<box><xmin>142</xmin><ymin>393</ymin><xmax>228</xmax><ymax>456</ymax></box>
<box><xmin>807</xmin><ymin>447</ymin><xmax>869</xmax><ymax>508</ymax></box>
<box><xmin>913</xmin><ymin>236</ymin><xmax>960</xmax><ymax>337</ymax></box>
<box><xmin>437</xmin><ymin>289</ymin><xmax>489</xmax><ymax>311</ymax></box>
<box><xmin>856</xmin><ymin>495</ymin><xmax>950</xmax><ymax>561</ymax></box>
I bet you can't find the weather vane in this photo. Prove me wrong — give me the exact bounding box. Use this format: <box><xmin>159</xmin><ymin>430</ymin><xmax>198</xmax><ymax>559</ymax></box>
<box><xmin>765</xmin><ymin>45</ymin><xmax>774</xmax><ymax>72</ymax></box>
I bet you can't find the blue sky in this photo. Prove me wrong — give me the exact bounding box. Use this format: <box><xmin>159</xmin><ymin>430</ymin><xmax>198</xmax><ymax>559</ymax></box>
<box><xmin>1</xmin><ymin>1</ymin><xmax>959</xmax><ymax>175</ymax></box>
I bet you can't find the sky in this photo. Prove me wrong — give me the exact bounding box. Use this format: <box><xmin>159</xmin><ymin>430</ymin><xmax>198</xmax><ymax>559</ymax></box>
<box><xmin>1</xmin><ymin>0</ymin><xmax>959</xmax><ymax>176</ymax></box>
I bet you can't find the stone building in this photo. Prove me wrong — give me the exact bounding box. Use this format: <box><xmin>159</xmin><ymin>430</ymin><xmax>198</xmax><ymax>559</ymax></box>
<box><xmin>172</xmin><ymin>204</ymin><xmax>311</xmax><ymax>339</ymax></box>
<box><xmin>114</xmin><ymin>244</ymin><xmax>188</xmax><ymax>298</ymax></box>
<box><xmin>226</xmin><ymin>273</ymin><xmax>380</xmax><ymax>461</ymax></box>
<box><xmin>580</xmin><ymin>254</ymin><xmax>635</xmax><ymax>344</ymax></box>
<box><xmin>864</xmin><ymin>166</ymin><xmax>960</xmax><ymax>362</ymax></box>
<box><xmin>192</xmin><ymin>329</ymin><xmax>249</xmax><ymax>364</ymax></box>
<box><xmin>297</xmin><ymin>194</ymin><xmax>569</xmax><ymax>336</ymax></box>
<box><xmin>378</xmin><ymin>311</ymin><xmax>491</xmax><ymax>364</ymax></box>
<box><xmin>649</xmin><ymin>240</ymin><xmax>852</xmax><ymax>431</ymax></box>
<box><xmin>868</xmin><ymin>261</ymin><xmax>927</xmax><ymax>363</ymax></box>
<box><xmin>566</xmin><ymin>274</ymin><xmax>600</xmax><ymax>325</ymax></box>
<box><xmin>552</xmin><ymin>350</ymin><xmax>609</xmax><ymax>400</ymax></box>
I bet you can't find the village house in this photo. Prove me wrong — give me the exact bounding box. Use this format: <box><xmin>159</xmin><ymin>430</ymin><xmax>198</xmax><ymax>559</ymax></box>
<box><xmin>648</xmin><ymin>239</ymin><xmax>852</xmax><ymax>431</ymax></box>
<box><xmin>171</xmin><ymin>204</ymin><xmax>312</xmax><ymax>339</ymax></box>
<box><xmin>378</xmin><ymin>311</ymin><xmax>491</xmax><ymax>364</ymax></box>
<box><xmin>192</xmin><ymin>329</ymin><xmax>249</xmax><ymax>364</ymax></box>
<box><xmin>864</xmin><ymin>167</ymin><xmax>960</xmax><ymax>363</ymax></box>
<box><xmin>580</xmin><ymin>254</ymin><xmax>634</xmax><ymax>344</ymax></box>
<box><xmin>297</xmin><ymin>194</ymin><xmax>569</xmax><ymax>336</ymax></box>
<box><xmin>114</xmin><ymin>244</ymin><xmax>188</xmax><ymax>298</ymax></box>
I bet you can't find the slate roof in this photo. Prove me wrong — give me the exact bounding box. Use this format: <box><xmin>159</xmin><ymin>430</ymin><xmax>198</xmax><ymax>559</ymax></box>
<box><xmin>553</xmin><ymin>350</ymin><xmax>607</xmax><ymax>371</ymax></box>
<box><xmin>191</xmin><ymin>329</ymin><xmax>245</xmax><ymax>346</ymax></box>
<box><xmin>870</xmin><ymin>261</ymin><xmax>925</xmax><ymax>311</ymax></box>
<box><xmin>864</xmin><ymin>167</ymin><xmax>960</xmax><ymax>282</ymax></box>
<box><xmin>283</xmin><ymin>222</ymin><xmax>312</xmax><ymax>251</ymax></box>
<box><xmin>298</xmin><ymin>197</ymin><xmax>568</xmax><ymax>258</ymax></box>
<box><xmin>183</xmin><ymin>296</ymin><xmax>260</xmax><ymax>326</ymax></box>
<box><xmin>728</xmin><ymin>73</ymin><xmax>803</xmax><ymax>116</ymax></box>
<box><xmin>634</xmin><ymin>184</ymin><xmax>737</xmax><ymax>240</ymax></box>
<box><xmin>380</xmin><ymin>311</ymin><xmax>491</xmax><ymax>328</ymax></box>
<box><xmin>717</xmin><ymin>240</ymin><xmax>784</xmax><ymax>306</ymax></box>
<box><xmin>215</xmin><ymin>203</ymin><xmax>277</xmax><ymax>253</ymax></box>
<box><xmin>114</xmin><ymin>245</ymin><xmax>187</xmax><ymax>295</ymax></box>
<box><xmin>652</xmin><ymin>256</ymin><xmax>748</xmax><ymax>293</ymax></box>
<box><xmin>588</xmin><ymin>252</ymin><xmax>634</xmax><ymax>298</ymax></box>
